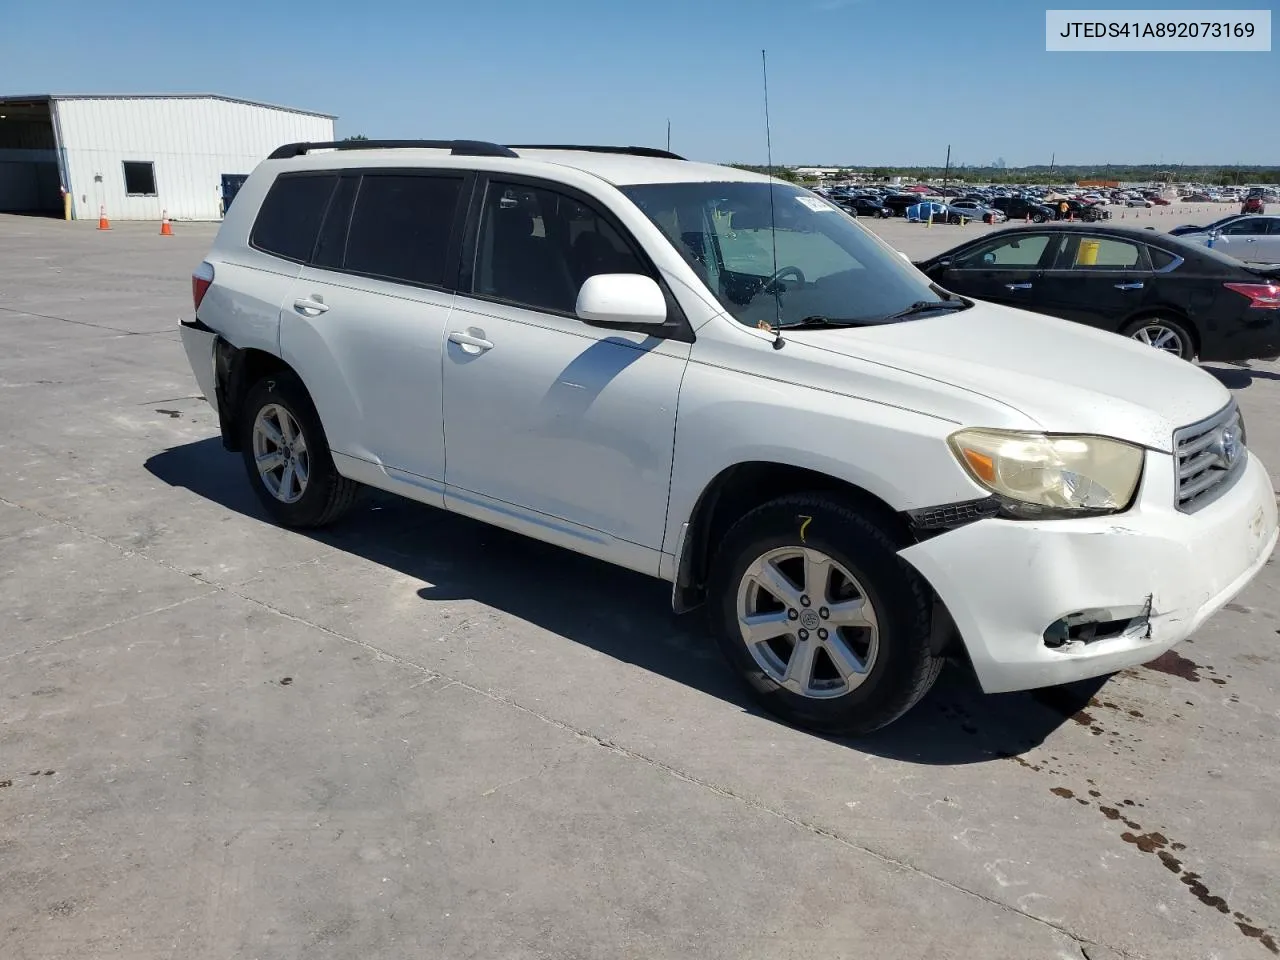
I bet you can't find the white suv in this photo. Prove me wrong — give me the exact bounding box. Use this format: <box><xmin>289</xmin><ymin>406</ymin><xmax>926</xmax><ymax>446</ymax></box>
<box><xmin>180</xmin><ymin>140</ymin><xmax>1277</xmax><ymax>734</ymax></box>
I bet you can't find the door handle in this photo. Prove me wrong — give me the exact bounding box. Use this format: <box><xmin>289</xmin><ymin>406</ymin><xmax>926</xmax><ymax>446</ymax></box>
<box><xmin>448</xmin><ymin>330</ymin><xmax>494</xmax><ymax>353</ymax></box>
<box><xmin>293</xmin><ymin>298</ymin><xmax>329</xmax><ymax>315</ymax></box>
<box><xmin>1114</xmin><ymin>282</ymin><xmax>1145</xmax><ymax>290</ymax></box>
<box><xmin>1004</xmin><ymin>282</ymin><xmax>1032</xmax><ymax>291</ymax></box>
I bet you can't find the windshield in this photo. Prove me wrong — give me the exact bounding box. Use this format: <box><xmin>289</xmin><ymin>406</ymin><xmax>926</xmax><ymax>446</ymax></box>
<box><xmin>620</xmin><ymin>181</ymin><xmax>951</xmax><ymax>328</ymax></box>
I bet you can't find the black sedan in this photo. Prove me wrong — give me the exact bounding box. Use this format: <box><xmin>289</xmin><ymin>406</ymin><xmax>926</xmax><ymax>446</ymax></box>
<box><xmin>838</xmin><ymin>196</ymin><xmax>893</xmax><ymax>218</ymax></box>
<box><xmin>989</xmin><ymin>196</ymin><xmax>1057</xmax><ymax>223</ymax></box>
<box><xmin>915</xmin><ymin>225</ymin><xmax>1280</xmax><ymax>362</ymax></box>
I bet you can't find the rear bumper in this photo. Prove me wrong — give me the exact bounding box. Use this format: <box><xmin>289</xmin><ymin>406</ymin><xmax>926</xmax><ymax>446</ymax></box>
<box><xmin>1200</xmin><ymin>307</ymin><xmax>1280</xmax><ymax>363</ymax></box>
<box><xmin>179</xmin><ymin>319</ymin><xmax>219</xmax><ymax>410</ymax></box>
<box><xmin>900</xmin><ymin>451</ymin><xmax>1278</xmax><ymax>693</ymax></box>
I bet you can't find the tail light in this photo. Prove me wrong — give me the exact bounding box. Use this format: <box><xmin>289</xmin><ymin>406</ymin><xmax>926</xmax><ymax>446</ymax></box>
<box><xmin>1225</xmin><ymin>282</ymin><xmax>1280</xmax><ymax>310</ymax></box>
<box><xmin>192</xmin><ymin>261</ymin><xmax>214</xmax><ymax>311</ymax></box>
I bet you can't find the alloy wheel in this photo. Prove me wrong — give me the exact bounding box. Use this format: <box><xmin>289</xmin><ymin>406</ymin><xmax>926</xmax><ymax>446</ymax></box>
<box><xmin>735</xmin><ymin>546</ymin><xmax>880</xmax><ymax>699</ymax></box>
<box><xmin>1130</xmin><ymin>323</ymin><xmax>1186</xmax><ymax>358</ymax></box>
<box><xmin>252</xmin><ymin>403</ymin><xmax>310</xmax><ymax>503</ymax></box>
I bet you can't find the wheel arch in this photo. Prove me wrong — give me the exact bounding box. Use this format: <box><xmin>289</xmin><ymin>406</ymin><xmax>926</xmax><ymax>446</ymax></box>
<box><xmin>214</xmin><ymin>340</ymin><xmax>301</xmax><ymax>452</ymax></box>
<box><xmin>672</xmin><ymin>461</ymin><xmax>913</xmax><ymax>614</ymax></box>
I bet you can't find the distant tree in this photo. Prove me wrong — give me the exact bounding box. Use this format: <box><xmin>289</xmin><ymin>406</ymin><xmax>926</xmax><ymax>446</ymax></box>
<box><xmin>729</xmin><ymin>163</ymin><xmax>799</xmax><ymax>183</ymax></box>
<box><xmin>342</xmin><ymin>134</ymin><xmax>370</xmax><ymax>141</ymax></box>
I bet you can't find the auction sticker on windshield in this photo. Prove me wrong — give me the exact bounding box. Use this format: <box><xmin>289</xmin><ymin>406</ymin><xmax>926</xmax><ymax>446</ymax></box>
<box><xmin>796</xmin><ymin>196</ymin><xmax>836</xmax><ymax>212</ymax></box>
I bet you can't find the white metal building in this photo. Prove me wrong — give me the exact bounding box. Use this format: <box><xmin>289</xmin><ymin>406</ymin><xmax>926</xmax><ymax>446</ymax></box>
<box><xmin>0</xmin><ymin>94</ymin><xmax>334</xmax><ymax>221</ymax></box>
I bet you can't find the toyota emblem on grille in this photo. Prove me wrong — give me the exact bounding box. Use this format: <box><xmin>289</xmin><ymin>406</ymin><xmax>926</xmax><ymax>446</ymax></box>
<box><xmin>1217</xmin><ymin>425</ymin><xmax>1241</xmax><ymax>467</ymax></box>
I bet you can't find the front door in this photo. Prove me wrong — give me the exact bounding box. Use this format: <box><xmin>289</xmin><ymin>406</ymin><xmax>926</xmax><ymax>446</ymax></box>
<box><xmin>1035</xmin><ymin>233</ymin><xmax>1155</xmax><ymax>330</ymax></box>
<box><xmin>933</xmin><ymin>231</ymin><xmax>1059</xmax><ymax>308</ymax></box>
<box><xmin>441</xmin><ymin>177</ymin><xmax>689</xmax><ymax>574</ymax></box>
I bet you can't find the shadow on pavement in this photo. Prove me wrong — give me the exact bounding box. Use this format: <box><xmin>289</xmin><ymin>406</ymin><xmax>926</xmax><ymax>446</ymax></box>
<box><xmin>146</xmin><ymin>437</ymin><xmax>1095</xmax><ymax>766</ymax></box>
<box><xmin>1203</xmin><ymin>362</ymin><xmax>1280</xmax><ymax>389</ymax></box>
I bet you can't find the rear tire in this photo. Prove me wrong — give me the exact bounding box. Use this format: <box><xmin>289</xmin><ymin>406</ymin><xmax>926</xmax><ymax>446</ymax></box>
<box><xmin>1122</xmin><ymin>316</ymin><xmax>1196</xmax><ymax>361</ymax></box>
<box><xmin>707</xmin><ymin>494</ymin><xmax>942</xmax><ymax>735</ymax></box>
<box><xmin>1032</xmin><ymin>213</ymin><xmax>1047</xmax><ymax>223</ymax></box>
<box><xmin>239</xmin><ymin>371</ymin><xmax>359</xmax><ymax>528</ymax></box>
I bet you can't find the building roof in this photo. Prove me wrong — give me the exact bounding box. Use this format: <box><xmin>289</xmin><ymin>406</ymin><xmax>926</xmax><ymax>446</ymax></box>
<box><xmin>0</xmin><ymin>93</ymin><xmax>335</xmax><ymax>119</ymax></box>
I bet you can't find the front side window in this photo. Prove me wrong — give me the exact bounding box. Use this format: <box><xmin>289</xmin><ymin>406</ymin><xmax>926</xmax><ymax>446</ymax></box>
<box><xmin>953</xmin><ymin>234</ymin><xmax>1052</xmax><ymax>268</ymax></box>
<box><xmin>1222</xmin><ymin>218</ymin><xmax>1269</xmax><ymax>236</ymax></box>
<box><xmin>343</xmin><ymin>174</ymin><xmax>463</xmax><ymax>286</ymax></box>
<box><xmin>251</xmin><ymin>174</ymin><xmax>337</xmax><ymax>262</ymax></box>
<box><xmin>622</xmin><ymin>181</ymin><xmax>952</xmax><ymax>328</ymax></box>
<box><xmin>473</xmin><ymin>181</ymin><xmax>651</xmax><ymax>315</ymax></box>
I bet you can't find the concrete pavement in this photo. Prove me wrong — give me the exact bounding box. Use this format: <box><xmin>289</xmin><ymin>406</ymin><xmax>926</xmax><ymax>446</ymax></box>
<box><xmin>0</xmin><ymin>212</ymin><xmax>1277</xmax><ymax>959</ymax></box>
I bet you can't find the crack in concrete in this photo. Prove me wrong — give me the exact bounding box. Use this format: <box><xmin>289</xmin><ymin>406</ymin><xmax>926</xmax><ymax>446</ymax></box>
<box><xmin>0</xmin><ymin>491</ymin><xmax>1114</xmax><ymax>958</ymax></box>
<box><xmin>0</xmin><ymin>590</ymin><xmax>219</xmax><ymax>663</ymax></box>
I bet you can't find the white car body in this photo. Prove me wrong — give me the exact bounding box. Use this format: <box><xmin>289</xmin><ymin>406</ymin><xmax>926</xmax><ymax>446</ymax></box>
<box><xmin>1177</xmin><ymin>216</ymin><xmax>1280</xmax><ymax>265</ymax></box>
<box><xmin>180</xmin><ymin>143</ymin><xmax>1277</xmax><ymax>717</ymax></box>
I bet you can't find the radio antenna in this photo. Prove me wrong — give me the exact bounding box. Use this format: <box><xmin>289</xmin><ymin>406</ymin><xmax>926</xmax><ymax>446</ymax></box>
<box><xmin>762</xmin><ymin>49</ymin><xmax>785</xmax><ymax>349</ymax></box>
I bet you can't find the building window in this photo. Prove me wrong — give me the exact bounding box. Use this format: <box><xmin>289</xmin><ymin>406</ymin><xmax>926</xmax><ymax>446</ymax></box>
<box><xmin>122</xmin><ymin>161</ymin><xmax>157</xmax><ymax>196</ymax></box>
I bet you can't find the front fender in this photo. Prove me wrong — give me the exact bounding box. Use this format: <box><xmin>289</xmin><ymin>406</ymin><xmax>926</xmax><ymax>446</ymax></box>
<box><xmin>662</xmin><ymin>361</ymin><xmax>988</xmax><ymax>556</ymax></box>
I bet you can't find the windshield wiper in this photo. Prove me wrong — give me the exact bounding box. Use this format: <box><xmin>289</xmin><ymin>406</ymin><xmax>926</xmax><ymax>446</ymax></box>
<box><xmin>881</xmin><ymin>299</ymin><xmax>970</xmax><ymax>321</ymax></box>
<box><xmin>777</xmin><ymin>315</ymin><xmax>865</xmax><ymax>330</ymax></box>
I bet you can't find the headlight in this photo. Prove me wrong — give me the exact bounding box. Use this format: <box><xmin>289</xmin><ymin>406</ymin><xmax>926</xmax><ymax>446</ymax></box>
<box><xmin>948</xmin><ymin>429</ymin><xmax>1144</xmax><ymax>518</ymax></box>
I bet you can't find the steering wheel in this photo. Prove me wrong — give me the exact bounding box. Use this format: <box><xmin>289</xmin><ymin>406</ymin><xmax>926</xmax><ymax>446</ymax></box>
<box><xmin>766</xmin><ymin>265</ymin><xmax>807</xmax><ymax>287</ymax></box>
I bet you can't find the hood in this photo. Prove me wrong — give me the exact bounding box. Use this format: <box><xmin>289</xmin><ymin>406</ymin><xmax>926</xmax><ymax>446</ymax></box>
<box><xmin>784</xmin><ymin>303</ymin><xmax>1230</xmax><ymax>452</ymax></box>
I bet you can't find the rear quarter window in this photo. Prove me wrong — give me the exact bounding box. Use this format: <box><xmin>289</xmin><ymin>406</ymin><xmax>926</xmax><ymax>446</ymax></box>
<box><xmin>250</xmin><ymin>174</ymin><xmax>338</xmax><ymax>263</ymax></box>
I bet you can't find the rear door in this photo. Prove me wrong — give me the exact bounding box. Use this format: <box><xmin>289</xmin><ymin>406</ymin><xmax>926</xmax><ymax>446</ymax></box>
<box><xmin>930</xmin><ymin>232</ymin><xmax>1059</xmax><ymax>308</ymax></box>
<box><xmin>1034</xmin><ymin>234</ymin><xmax>1155</xmax><ymax>330</ymax></box>
<box><xmin>279</xmin><ymin>169</ymin><xmax>472</xmax><ymax>497</ymax></box>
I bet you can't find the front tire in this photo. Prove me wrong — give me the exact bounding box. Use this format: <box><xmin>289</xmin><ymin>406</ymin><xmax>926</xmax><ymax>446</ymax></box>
<box><xmin>707</xmin><ymin>495</ymin><xmax>943</xmax><ymax>735</ymax></box>
<box><xmin>1032</xmin><ymin>213</ymin><xmax>1047</xmax><ymax>223</ymax></box>
<box><xmin>239</xmin><ymin>371</ymin><xmax>359</xmax><ymax>527</ymax></box>
<box><xmin>1122</xmin><ymin>316</ymin><xmax>1196</xmax><ymax>361</ymax></box>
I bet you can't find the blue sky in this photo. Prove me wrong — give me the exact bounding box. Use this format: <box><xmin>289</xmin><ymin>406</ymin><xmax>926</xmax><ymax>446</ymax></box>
<box><xmin>2</xmin><ymin>0</ymin><xmax>1274</xmax><ymax>166</ymax></box>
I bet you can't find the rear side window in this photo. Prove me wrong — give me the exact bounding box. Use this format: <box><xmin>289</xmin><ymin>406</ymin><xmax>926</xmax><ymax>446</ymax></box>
<box><xmin>1147</xmin><ymin>247</ymin><xmax>1178</xmax><ymax>270</ymax></box>
<box><xmin>344</xmin><ymin>175</ymin><xmax>464</xmax><ymax>287</ymax></box>
<box><xmin>251</xmin><ymin>175</ymin><xmax>337</xmax><ymax>262</ymax></box>
<box><xmin>1071</xmin><ymin>237</ymin><xmax>1142</xmax><ymax>269</ymax></box>
<box><xmin>312</xmin><ymin>177</ymin><xmax>359</xmax><ymax>270</ymax></box>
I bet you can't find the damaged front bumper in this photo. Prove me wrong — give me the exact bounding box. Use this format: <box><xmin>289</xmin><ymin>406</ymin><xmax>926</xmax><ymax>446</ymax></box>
<box><xmin>900</xmin><ymin>450</ymin><xmax>1278</xmax><ymax>693</ymax></box>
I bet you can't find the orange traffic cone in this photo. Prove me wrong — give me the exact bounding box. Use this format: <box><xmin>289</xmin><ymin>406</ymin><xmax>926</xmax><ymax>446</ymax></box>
<box><xmin>1025</xmin><ymin>212</ymin><xmax>1030</xmax><ymax>223</ymax></box>
<box><xmin>97</xmin><ymin>205</ymin><xmax>110</xmax><ymax>231</ymax></box>
<box><xmin>159</xmin><ymin>210</ymin><xmax>173</xmax><ymax>237</ymax></box>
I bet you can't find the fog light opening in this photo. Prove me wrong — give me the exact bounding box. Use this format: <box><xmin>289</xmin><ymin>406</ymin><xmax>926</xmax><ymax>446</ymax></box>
<box><xmin>1043</xmin><ymin>600</ymin><xmax>1153</xmax><ymax>649</ymax></box>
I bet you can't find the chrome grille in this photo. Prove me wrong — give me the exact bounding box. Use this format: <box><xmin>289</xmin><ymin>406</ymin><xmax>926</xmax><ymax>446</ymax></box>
<box><xmin>1173</xmin><ymin>403</ymin><xmax>1246</xmax><ymax>512</ymax></box>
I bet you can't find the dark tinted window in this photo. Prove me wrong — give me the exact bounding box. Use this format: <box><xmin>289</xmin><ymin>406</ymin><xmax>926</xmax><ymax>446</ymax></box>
<box><xmin>1147</xmin><ymin>246</ymin><xmax>1178</xmax><ymax>270</ymax></box>
<box><xmin>344</xmin><ymin>175</ymin><xmax>463</xmax><ymax>286</ymax></box>
<box><xmin>954</xmin><ymin>233</ymin><xmax>1052</xmax><ymax>268</ymax></box>
<box><xmin>122</xmin><ymin>161</ymin><xmax>157</xmax><ymax>196</ymax></box>
<box><xmin>473</xmin><ymin>181</ymin><xmax>650</xmax><ymax>315</ymax></box>
<box><xmin>1069</xmin><ymin>237</ymin><xmax>1143</xmax><ymax>269</ymax></box>
<box><xmin>251</xmin><ymin>175</ymin><xmax>337</xmax><ymax>262</ymax></box>
<box><xmin>312</xmin><ymin>177</ymin><xmax>358</xmax><ymax>269</ymax></box>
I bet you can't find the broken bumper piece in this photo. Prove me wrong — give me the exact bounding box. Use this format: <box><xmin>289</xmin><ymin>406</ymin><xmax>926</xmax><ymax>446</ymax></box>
<box><xmin>899</xmin><ymin>450</ymin><xmax>1278</xmax><ymax>693</ymax></box>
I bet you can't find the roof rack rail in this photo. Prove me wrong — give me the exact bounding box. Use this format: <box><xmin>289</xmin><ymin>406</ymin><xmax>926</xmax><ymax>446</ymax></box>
<box><xmin>509</xmin><ymin>144</ymin><xmax>686</xmax><ymax>161</ymax></box>
<box><xmin>267</xmin><ymin>139</ymin><xmax>518</xmax><ymax>160</ymax></box>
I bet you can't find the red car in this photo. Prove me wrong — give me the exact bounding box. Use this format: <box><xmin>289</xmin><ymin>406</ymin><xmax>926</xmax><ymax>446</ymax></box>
<box><xmin>1242</xmin><ymin>195</ymin><xmax>1267</xmax><ymax>215</ymax></box>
